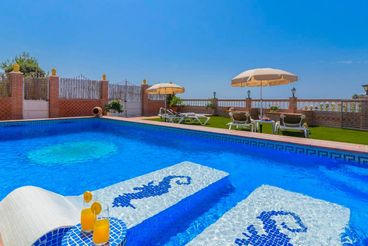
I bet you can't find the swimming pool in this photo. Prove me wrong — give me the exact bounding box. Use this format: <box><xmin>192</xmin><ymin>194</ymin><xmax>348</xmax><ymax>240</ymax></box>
<box><xmin>0</xmin><ymin>118</ymin><xmax>367</xmax><ymax>245</ymax></box>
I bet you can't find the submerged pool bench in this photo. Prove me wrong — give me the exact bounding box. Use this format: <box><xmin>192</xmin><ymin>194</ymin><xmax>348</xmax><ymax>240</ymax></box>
<box><xmin>189</xmin><ymin>185</ymin><xmax>350</xmax><ymax>246</ymax></box>
<box><xmin>0</xmin><ymin>162</ymin><xmax>230</xmax><ymax>246</ymax></box>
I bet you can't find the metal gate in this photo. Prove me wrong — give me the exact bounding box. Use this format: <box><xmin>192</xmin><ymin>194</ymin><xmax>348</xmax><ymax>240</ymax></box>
<box><xmin>23</xmin><ymin>77</ymin><xmax>49</xmax><ymax>119</ymax></box>
<box><xmin>108</xmin><ymin>81</ymin><xmax>142</xmax><ymax>117</ymax></box>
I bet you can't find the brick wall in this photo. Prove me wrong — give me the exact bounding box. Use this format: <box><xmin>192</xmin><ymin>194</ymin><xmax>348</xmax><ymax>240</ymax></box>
<box><xmin>49</xmin><ymin>76</ymin><xmax>108</xmax><ymax>118</ymax></box>
<box><xmin>0</xmin><ymin>71</ymin><xmax>109</xmax><ymax>120</ymax></box>
<box><xmin>100</xmin><ymin>80</ymin><xmax>108</xmax><ymax>107</ymax></box>
<box><xmin>360</xmin><ymin>100</ymin><xmax>368</xmax><ymax>129</ymax></box>
<box><xmin>49</xmin><ymin>75</ymin><xmax>59</xmax><ymax>118</ymax></box>
<box><xmin>141</xmin><ymin>84</ymin><xmax>165</xmax><ymax>116</ymax></box>
<box><xmin>0</xmin><ymin>98</ymin><xmax>12</xmax><ymax>120</ymax></box>
<box><xmin>180</xmin><ymin>106</ymin><xmax>290</xmax><ymax>119</ymax></box>
<box><xmin>310</xmin><ymin>111</ymin><xmax>342</xmax><ymax>128</ymax></box>
<box><xmin>9</xmin><ymin>72</ymin><xmax>23</xmax><ymax>119</ymax></box>
<box><xmin>143</xmin><ymin>100</ymin><xmax>165</xmax><ymax>116</ymax></box>
<box><xmin>176</xmin><ymin>101</ymin><xmax>368</xmax><ymax>130</ymax></box>
<box><xmin>0</xmin><ymin>71</ymin><xmax>23</xmax><ymax>120</ymax></box>
<box><xmin>58</xmin><ymin>99</ymin><xmax>104</xmax><ymax>117</ymax></box>
<box><xmin>299</xmin><ymin>110</ymin><xmax>313</xmax><ymax>125</ymax></box>
<box><xmin>0</xmin><ymin>71</ymin><xmax>367</xmax><ymax>131</ymax></box>
<box><xmin>178</xmin><ymin>106</ymin><xmax>215</xmax><ymax>115</ymax></box>
<box><xmin>342</xmin><ymin>112</ymin><xmax>362</xmax><ymax>129</ymax></box>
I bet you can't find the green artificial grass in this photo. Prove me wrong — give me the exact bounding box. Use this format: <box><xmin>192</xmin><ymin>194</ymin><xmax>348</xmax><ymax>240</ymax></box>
<box><xmin>146</xmin><ymin>116</ymin><xmax>368</xmax><ymax>145</ymax></box>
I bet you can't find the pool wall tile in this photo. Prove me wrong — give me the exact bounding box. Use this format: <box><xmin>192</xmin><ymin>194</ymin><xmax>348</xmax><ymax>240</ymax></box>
<box><xmin>1</xmin><ymin>117</ymin><xmax>367</xmax><ymax>165</ymax></box>
<box><xmin>101</xmin><ymin>118</ymin><xmax>368</xmax><ymax>165</ymax></box>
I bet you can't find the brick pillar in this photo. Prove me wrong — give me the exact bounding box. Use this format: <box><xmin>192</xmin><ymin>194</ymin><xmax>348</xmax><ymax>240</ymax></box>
<box><xmin>49</xmin><ymin>74</ymin><xmax>59</xmax><ymax>118</ymax></box>
<box><xmin>360</xmin><ymin>97</ymin><xmax>368</xmax><ymax>130</ymax></box>
<box><xmin>100</xmin><ymin>76</ymin><xmax>109</xmax><ymax>113</ymax></box>
<box><xmin>141</xmin><ymin>81</ymin><xmax>149</xmax><ymax>116</ymax></box>
<box><xmin>289</xmin><ymin>97</ymin><xmax>297</xmax><ymax>113</ymax></box>
<box><xmin>8</xmin><ymin>71</ymin><xmax>23</xmax><ymax>119</ymax></box>
<box><xmin>211</xmin><ymin>97</ymin><xmax>218</xmax><ymax>115</ymax></box>
<box><xmin>246</xmin><ymin>98</ymin><xmax>252</xmax><ymax>111</ymax></box>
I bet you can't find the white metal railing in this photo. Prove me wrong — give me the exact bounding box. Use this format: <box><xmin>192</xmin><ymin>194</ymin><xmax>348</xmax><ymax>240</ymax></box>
<box><xmin>148</xmin><ymin>94</ymin><xmax>166</xmax><ymax>101</ymax></box>
<box><xmin>251</xmin><ymin>99</ymin><xmax>289</xmax><ymax>109</ymax></box>
<box><xmin>297</xmin><ymin>99</ymin><xmax>362</xmax><ymax>112</ymax></box>
<box><xmin>181</xmin><ymin>99</ymin><xmax>211</xmax><ymax>107</ymax></box>
<box><xmin>177</xmin><ymin>98</ymin><xmax>365</xmax><ymax>114</ymax></box>
<box><xmin>217</xmin><ymin>99</ymin><xmax>245</xmax><ymax>108</ymax></box>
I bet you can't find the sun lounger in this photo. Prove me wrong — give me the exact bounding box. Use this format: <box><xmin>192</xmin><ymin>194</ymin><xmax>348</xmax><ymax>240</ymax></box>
<box><xmin>227</xmin><ymin>111</ymin><xmax>256</xmax><ymax>131</ymax></box>
<box><xmin>0</xmin><ymin>162</ymin><xmax>229</xmax><ymax>246</ymax></box>
<box><xmin>275</xmin><ymin>113</ymin><xmax>309</xmax><ymax>137</ymax></box>
<box><xmin>158</xmin><ymin>107</ymin><xmax>184</xmax><ymax>123</ymax></box>
<box><xmin>179</xmin><ymin>112</ymin><xmax>211</xmax><ymax>125</ymax></box>
<box><xmin>189</xmin><ymin>185</ymin><xmax>350</xmax><ymax>246</ymax></box>
<box><xmin>0</xmin><ymin>186</ymin><xmax>81</xmax><ymax>246</ymax></box>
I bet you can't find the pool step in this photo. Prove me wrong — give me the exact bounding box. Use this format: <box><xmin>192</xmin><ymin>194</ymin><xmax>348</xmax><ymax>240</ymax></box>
<box><xmin>189</xmin><ymin>185</ymin><xmax>350</xmax><ymax>246</ymax></box>
<box><xmin>92</xmin><ymin>161</ymin><xmax>231</xmax><ymax>245</ymax></box>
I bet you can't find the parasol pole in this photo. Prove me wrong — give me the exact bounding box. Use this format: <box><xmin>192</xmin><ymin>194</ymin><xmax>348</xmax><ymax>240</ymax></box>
<box><xmin>260</xmin><ymin>82</ymin><xmax>263</xmax><ymax>119</ymax></box>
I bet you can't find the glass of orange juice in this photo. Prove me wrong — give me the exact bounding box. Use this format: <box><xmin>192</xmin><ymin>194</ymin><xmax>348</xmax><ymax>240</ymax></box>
<box><xmin>93</xmin><ymin>218</ymin><xmax>110</xmax><ymax>244</ymax></box>
<box><xmin>81</xmin><ymin>191</ymin><xmax>95</xmax><ymax>232</ymax></box>
<box><xmin>81</xmin><ymin>208</ymin><xmax>96</xmax><ymax>232</ymax></box>
<box><xmin>93</xmin><ymin>204</ymin><xmax>110</xmax><ymax>245</ymax></box>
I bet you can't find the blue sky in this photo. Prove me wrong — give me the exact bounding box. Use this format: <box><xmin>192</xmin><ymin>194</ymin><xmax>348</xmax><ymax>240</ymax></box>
<box><xmin>1</xmin><ymin>0</ymin><xmax>367</xmax><ymax>98</ymax></box>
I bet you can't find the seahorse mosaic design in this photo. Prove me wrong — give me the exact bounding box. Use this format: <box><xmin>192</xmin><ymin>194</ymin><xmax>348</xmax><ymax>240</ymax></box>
<box><xmin>235</xmin><ymin>210</ymin><xmax>307</xmax><ymax>246</ymax></box>
<box><xmin>112</xmin><ymin>175</ymin><xmax>191</xmax><ymax>209</ymax></box>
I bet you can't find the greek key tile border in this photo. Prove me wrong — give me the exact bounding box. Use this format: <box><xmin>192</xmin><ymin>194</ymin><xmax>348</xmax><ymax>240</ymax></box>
<box><xmin>1</xmin><ymin>117</ymin><xmax>367</xmax><ymax>165</ymax></box>
<box><xmin>103</xmin><ymin>119</ymin><xmax>368</xmax><ymax>165</ymax></box>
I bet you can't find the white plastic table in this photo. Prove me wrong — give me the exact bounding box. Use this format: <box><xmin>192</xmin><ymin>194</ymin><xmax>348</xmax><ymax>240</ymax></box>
<box><xmin>254</xmin><ymin>119</ymin><xmax>276</xmax><ymax>133</ymax></box>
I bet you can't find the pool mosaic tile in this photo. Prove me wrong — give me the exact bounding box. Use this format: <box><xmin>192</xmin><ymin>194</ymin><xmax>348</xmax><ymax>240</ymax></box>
<box><xmin>112</xmin><ymin>175</ymin><xmax>192</xmax><ymax>209</ymax></box>
<box><xmin>33</xmin><ymin>227</ymin><xmax>70</xmax><ymax>246</ymax></box>
<box><xmin>92</xmin><ymin>161</ymin><xmax>229</xmax><ymax>229</ymax></box>
<box><xmin>189</xmin><ymin>185</ymin><xmax>350</xmax><ymax>246</ymax></box>
<box><xmin>61</xmin><ymin>217</ymin><xmax>127</xmax><ymax>246</ymax></box>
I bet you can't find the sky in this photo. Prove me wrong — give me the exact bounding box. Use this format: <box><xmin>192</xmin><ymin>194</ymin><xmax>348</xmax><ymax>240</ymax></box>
<box><xmin>0</xmin><ymin>0</ymin><xmax>367</xmax><ymax>99</ymax></box>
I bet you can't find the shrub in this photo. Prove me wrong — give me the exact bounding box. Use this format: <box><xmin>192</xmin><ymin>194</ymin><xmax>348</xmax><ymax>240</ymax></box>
<box><xmin>168</xmin><ymin>95</ymin><xmax>183</xmax><ymax>107</ymax></box>
<box><xmin>269</xmin><ymin>105</ymin><xmax>280</xmax><ymax>112</ymax></box>
<box><xmin>105</xmin><ymin>100</ymin><xmax>123</xmax><ymax>113</ymax></box>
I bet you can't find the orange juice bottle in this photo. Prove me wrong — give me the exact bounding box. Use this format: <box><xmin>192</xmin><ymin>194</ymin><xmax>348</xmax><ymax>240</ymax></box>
<box><xmin>93</xmin><ymin>218</ymin><xmax>110</xmax><ymax>244</ymax></box>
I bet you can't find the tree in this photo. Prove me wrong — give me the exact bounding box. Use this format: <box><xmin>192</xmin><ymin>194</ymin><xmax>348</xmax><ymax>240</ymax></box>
<box><xmin>1</xmin><ymin>52</ymin><xmax>46</xmax><ymax>77</ymax></box>
<box><xmin>166</xmin><ymin>94</ymin><xmax>183</xmax><ymax>107</ymax></box>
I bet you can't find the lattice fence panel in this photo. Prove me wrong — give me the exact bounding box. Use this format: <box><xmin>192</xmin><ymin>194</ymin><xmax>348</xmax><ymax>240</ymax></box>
<box><xmin>24</xmin><ymin>77</ymin><xmax>49</xmax><ymax>100</ymax></box>
<box><xmin>59</xmin><ymin>76</ymin><xmax>101</xmax><ymax>99</ymax></box>
<box><xmin>0</xmin><ymin>73</ymin><xmax>11</xmax><ymax>98</ymax></box>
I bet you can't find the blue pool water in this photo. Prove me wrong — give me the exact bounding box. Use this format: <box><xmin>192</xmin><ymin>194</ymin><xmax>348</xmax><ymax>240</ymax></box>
<box><xmin>0</xmin><ymin>118</ymin><xmax>367</xmax><ymax>245</ymax></box>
